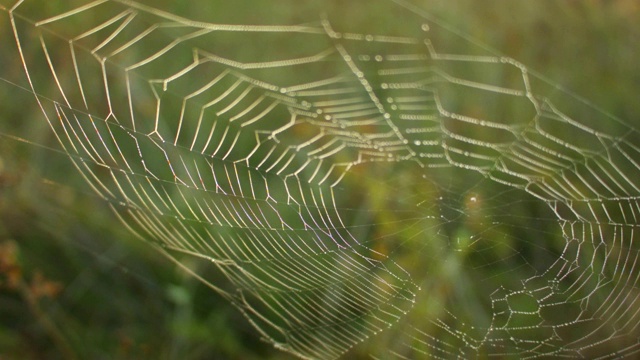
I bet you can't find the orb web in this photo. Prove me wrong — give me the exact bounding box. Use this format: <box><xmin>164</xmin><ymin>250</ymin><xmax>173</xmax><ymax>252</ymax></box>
<box><xmin>2</xmin><ymin>0</ymin><xmax>640</xmax><ymax>358</ymax></box>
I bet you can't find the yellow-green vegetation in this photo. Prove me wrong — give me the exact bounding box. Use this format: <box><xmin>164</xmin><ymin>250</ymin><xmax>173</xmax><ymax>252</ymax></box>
<box><xmin>0</xmin><ymin>0</ymin><xmax>639</xmax><ymax>359</ymax></box>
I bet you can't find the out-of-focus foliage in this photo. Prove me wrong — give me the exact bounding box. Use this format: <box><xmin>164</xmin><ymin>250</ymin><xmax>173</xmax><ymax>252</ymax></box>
<box><xmin>0</xmin><ymin>0</ymin><xmax>638</xmax><ymax>359</ymax></box>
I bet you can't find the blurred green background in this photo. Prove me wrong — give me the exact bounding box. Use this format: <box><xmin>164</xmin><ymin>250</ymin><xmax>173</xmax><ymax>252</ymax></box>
<box><xmin>0</xmin><ymin>0</ymin><xmax>639</xmax><ymax>359</ymax></box>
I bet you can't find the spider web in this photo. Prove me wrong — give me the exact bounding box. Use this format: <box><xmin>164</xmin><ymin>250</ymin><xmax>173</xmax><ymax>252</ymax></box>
<box><xmin>2</xmin><ymin>0</ymin><xmax>640</xmax><ymax>358</ymax></box>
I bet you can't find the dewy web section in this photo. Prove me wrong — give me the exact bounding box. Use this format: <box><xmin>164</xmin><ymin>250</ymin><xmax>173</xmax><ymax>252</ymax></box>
<box><xmin>2</xmin><ymin>0</ymin><xmax>640</xmax><ymax>358</ymax></box>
